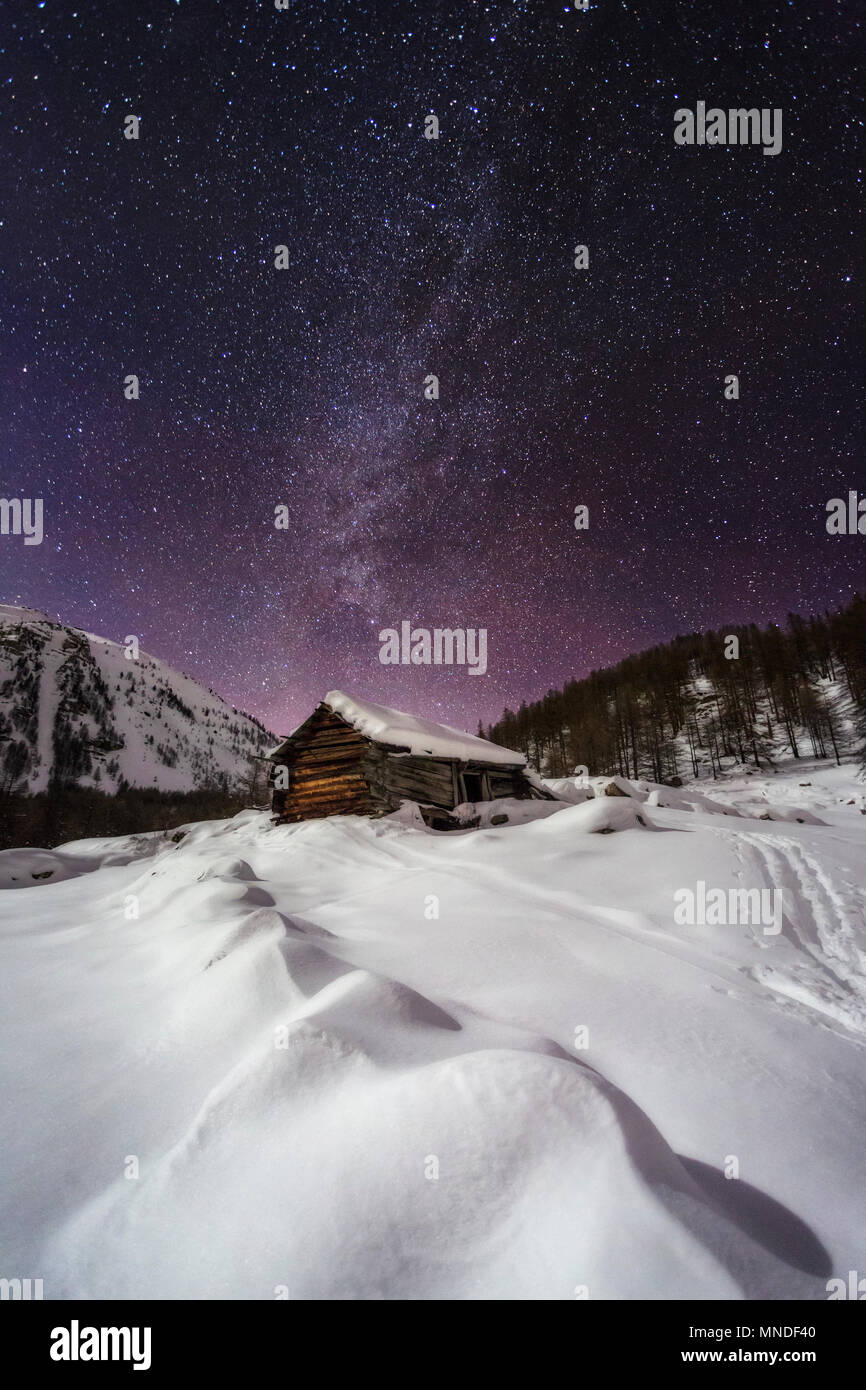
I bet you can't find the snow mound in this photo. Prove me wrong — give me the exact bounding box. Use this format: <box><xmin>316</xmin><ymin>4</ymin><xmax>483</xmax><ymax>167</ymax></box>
<box><xmin>643</xmin><ymin>785</ymin><xmax>742</xmax><ymax>816</ymax></box>
<box><xmin>545</xmin><ymin>772</ymin><xmax>822</xmax><ymax>825</ymax></box>
<box><xmin>0</xmin><ymin>847</ymin><xmax>93</xmax><ymax>891</ymax></box>
<box><xmin>2</xmin><ymin>760</ymin><xmax>864</xmax><ymax>1298</ymax></box>
<box><xmin>23</xmin><ymin>919</ymin><xmax>821</xmax><ymax>1300</ymax></box>
<box><xmin>727</xmin><ymin>802</ymin><xmax>825</xmax><ymax>826</ymax></box>
<box><xmin>596</xmin><ymin>775</ymin><xmax>647</xmax><ymax>800</ymax></box>
<box><xmin>534</xmin><ymin>798</ymin><xmax>656</xmax><ymax>836</ymax></box>
<box><xmin>543</xmin><ymin>777</ymin><xmax>595</xmax><ymax>805</ymax></box>
<box><xmin>194</xmin><ymin>857</ymin><xmax>259</xmax><ymax>882</ymax></box>
<box><xmin>453</xmin><ymin>797</ymin><xmax>566</xmax><ymax>829</ymax></box>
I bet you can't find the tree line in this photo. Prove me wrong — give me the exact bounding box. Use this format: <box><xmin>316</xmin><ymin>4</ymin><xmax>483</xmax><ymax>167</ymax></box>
<box><xmin>484</xmin><ymin>595</ymin><xmax>866</xmax><ymax>781</ymax></box>
<box><xmin>0</xmin><ymin>785</ymin><xmax>258</xmax><ymax>854</ymax></box>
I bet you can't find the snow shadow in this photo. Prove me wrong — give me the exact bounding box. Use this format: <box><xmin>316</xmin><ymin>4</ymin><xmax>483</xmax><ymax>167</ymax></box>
<box><xmin>678</xmin><ymin>1156</ymin><xmax>832</xmax><ymax>1278</ymax></box>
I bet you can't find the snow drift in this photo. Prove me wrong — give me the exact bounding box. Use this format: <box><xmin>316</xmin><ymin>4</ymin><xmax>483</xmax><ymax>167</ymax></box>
<box><xmin>0</xmin><ymin>760</ymin><xmax>864</xmax><ymax>1298</ymax></box>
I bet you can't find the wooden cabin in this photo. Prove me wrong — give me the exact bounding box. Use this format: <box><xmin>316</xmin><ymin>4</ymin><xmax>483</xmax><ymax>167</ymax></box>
<box><xmin>267</xmin><ymin>690</ymin><xmax>552</xmax><ymax>828</ymax></box>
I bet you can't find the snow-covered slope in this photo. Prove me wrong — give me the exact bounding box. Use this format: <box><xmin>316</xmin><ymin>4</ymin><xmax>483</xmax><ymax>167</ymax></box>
<box><xmin>0</xmin><ymin>756</ymin><xmax>864</xmax><ymax>1299</ymax></box>
<box><xmin>0</xmin><ymin>605</ymin><xmax>274</xmax><ymax>794</ymax></box>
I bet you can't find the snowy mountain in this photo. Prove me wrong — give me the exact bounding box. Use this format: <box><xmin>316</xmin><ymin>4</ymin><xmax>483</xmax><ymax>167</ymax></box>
<box><xmin>0</xmin><ymin>605</ymin><xmax>274</xmax><ymax>795</ymax></box>
<box><xmin>1</xmin><ymin>755</ymin><xmax>864</xmax><ymax>1298</ymax></box>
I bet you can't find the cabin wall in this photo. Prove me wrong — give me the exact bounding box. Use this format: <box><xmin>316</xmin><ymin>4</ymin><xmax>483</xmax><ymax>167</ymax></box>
<box><xmin>271</xmin><ymin>708</ymin><xmax>384</xmax><ymax>823</ymax></box>
<box><xmin>368</xmin><ymin>747</ymin><xmax>458</xmax><ymax>811</ymax></box>
<box><xmin>370</xmin><ymin>748</ymin><xmax>539</xmax><ymax>811</ymax></box>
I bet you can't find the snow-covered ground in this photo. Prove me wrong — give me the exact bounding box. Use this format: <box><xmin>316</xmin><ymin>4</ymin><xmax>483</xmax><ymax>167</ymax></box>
<box><xmin>0</xmin><ymin>758</ymin><xmax>864</xmax><ymax>1299</ymax></box>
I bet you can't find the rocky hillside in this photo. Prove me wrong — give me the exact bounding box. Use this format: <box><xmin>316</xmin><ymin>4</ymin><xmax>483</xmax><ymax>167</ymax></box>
<box><xmin>0</xmin><ymin>606</ymin><xmax>274</xmax><ymax>795</ymax></box>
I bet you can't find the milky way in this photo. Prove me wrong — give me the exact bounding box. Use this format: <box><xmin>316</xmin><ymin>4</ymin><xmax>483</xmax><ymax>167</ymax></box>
<box><xmin>0</xmin><ymin>0</ymin><xmax>862</xmax><ymax>735</ymax></box>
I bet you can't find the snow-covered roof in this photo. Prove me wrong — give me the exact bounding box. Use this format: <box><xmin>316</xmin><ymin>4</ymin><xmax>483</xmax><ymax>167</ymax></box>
<box><xmin>269</xmin><ymin>691</ymin><xmax>525</xmax><ymax>766</ymax></box>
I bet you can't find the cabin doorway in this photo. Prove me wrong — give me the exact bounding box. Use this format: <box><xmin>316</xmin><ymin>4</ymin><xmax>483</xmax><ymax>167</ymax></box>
<box><xmin>459</xmin><ymin>771</ymin><xmax>486</xmax><ymax>803</ymax></box>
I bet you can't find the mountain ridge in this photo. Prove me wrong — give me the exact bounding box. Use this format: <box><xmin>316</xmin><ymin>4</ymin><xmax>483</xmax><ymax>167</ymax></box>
<box><xmin>0</xmin><ymin>604</ymin><xmax>275</xmax><ymax>796</ymax></box>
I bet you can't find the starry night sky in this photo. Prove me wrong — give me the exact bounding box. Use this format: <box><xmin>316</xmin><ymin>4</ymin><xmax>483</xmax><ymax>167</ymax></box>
<box><xmin>0</xmin><ymin>0</ymin><xmax>863</xmax><ymax>736</ymax></box>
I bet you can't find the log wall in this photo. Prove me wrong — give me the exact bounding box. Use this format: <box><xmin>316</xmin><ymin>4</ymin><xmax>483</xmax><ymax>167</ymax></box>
<box><xmin>270</xmin><ymin>706</ymin><xmax>381</xmax><ymax>823</ymax></box>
